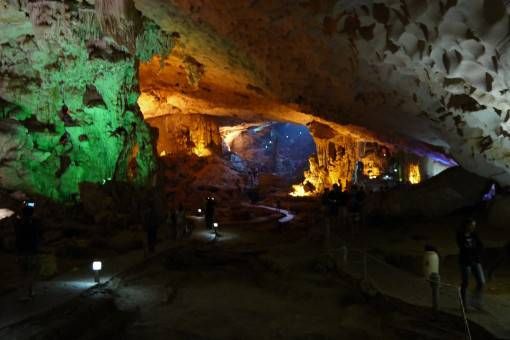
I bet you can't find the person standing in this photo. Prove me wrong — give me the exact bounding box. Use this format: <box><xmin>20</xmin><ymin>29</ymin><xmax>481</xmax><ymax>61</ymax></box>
<box><xmin>456</xmin><ymin>218</ymin><xmax>485</xmax><ymax>309</ymax></box>
<box><xmin>205</xmin><ymin>196</ymin><xmax>216</xmax><ymax>231</ymax></box>
<box><xmin>328</xmin><ymin>183</ymin><xmax>346</xmax><ymax>231</ymax></box>
<box><xmin>15</xmin><ymin>201</ymin><xmax>40</xmax><ymax>301</ymax></box>
<box><xmin>175</xmin><ymin>203</ymin><xmax>187</xmax><ymax>238</ymax></box>
<box><xmin>143</xmin><ymin>200</ymin><xmax>160</xmax><ymax>256</ymax></box>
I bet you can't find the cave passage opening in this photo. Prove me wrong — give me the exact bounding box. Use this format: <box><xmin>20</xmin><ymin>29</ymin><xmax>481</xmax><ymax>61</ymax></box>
<box><xmin>146</xmin><ymin>114</ymin><xmax>318</xmax><ymax>203</ymax></box>
<box><xmin>221</xmin><ymin>121</ymin><xmax>317</xmax><ymax>188</ymax></box>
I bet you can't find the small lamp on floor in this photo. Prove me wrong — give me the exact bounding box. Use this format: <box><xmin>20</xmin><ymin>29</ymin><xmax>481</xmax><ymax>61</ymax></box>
<box><xmin>92</xmin><ymin>261</ymin><xmax>102</xmax><ymax>283</ymax></box>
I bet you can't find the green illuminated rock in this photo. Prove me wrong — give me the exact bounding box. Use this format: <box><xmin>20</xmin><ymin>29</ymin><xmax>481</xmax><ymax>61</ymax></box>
<box><xmin>0</xmin><ymin>1</ymin><xmax>172</xmax><ymax>200</ymax></box>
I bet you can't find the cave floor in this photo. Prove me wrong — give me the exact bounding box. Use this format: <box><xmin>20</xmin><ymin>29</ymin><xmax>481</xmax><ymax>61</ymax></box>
<box><xmin>111</xmin><ymin>222</ymin><xmax>484</xmax><ymax>340</ymax></box>
<box><xmin>1</xmin><ymin>199</ymin><xmax>510</xmax><ymax>339</ymax></box>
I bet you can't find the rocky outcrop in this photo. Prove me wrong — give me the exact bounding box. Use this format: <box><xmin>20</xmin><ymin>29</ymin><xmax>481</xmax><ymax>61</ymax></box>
<box><xmin>133</xmin><ymin>0</ymin><xmax>510</xmax><ymax>186</ymax></box>
<box><xmin>3</xmin><ymin>0</ymin><xmax>510</xmax><ymax>199</ymax></box>
<box><xmin>147</xmin><ymin>114</ymin><xmax>222</xmax><ymax>157</ymax></box>
<box><xmin>365</xmin><ymin>166</ymin><xmax>492</xmax><ymax>218</ymax></box>
<box><xmin>0</xmin><ymin>0</ymin><xmax>173</xmax><ymax>200</ymax></box>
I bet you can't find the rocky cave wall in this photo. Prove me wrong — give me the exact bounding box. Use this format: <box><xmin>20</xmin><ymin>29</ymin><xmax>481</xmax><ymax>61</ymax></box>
<box><xmin>344</xmin><ymin>0</ymin><xmax>510</xmax><ymax>184</ymax></box>
<box><xmin>293</xmin><ymin>121</ymin><xmax>437</xmax><ymax>195</ymax></box>
<box><xmin>147</xmin><ymin>113</ymin><xmax>222</xmax><ymax>157</ymax></box>
<box><xmin>132</xmin><ymin>0</ymin><xmax>510</xmax><ymax>187</ymax></box>
<box><xmin>3</xmin><ymin>0</ymin><xmax>510</xmax><ymax>200</ymax></box>
<box><xmin>0</xmin><ymin>0</ymin><xmax>174</xmax><ymax>200</ymax></box>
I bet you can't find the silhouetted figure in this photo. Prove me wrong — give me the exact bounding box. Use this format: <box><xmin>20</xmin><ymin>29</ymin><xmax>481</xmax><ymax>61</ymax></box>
<box><xmin>144</xmin><ymin>204</ymin><xmax>159</xmax><ymax>255</ymax></box>
<box><xmin>15</xmin><ymin>201</ymin><xmax>40</xmax><ymax>300</ymax></box>
<box><xmin>168</xmin><ymin>206</ymin><xmax>177</xmax><ymax>240</ymax></box>
<box><xmin>347</xmin><ymin>185</ymin><xmax>366</xmax><ymax>236</ymax></box>
<box><xmin>323</xmin><ymin>183</ymin><xmax>345</xmax><ymax>249</ymax></box>
<box><xmin>457</xmin><ymin>218</ymin><xmax>485</xmax><ymax>309</ymax></box>
<box><xmin>205</xmin><ymin>196</ymin><xmax>216</xmax><ymax>231</ymax></box>
<box><xmin>175</xmin><ymin>203</ymin><xmax>187</xmax><ymax>238</ymax></box>
<box><xmin>321</xmin><ymin>187</ymin><xmax>332</xmax><ymax>249</ymax></box>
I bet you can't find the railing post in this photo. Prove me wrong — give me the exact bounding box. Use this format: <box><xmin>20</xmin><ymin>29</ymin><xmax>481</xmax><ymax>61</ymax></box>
<box><xmin>363</xmin><ymin>251</ymin><xmax>368</xmax><ymax>281</ymax></box>
<box><xmin>458</xmin><ymin>287</ymin><xmax>472</xmax><ymax>340</ymax></box>
<box><xmin>341</xmin><ymin>245</ymin><xmax>348</xmax><ymax>265</ymax></box>
<box><xmin>429</xmin><ymin>272</ymin><xmax>440</xmax><ymax>311</ymax></box>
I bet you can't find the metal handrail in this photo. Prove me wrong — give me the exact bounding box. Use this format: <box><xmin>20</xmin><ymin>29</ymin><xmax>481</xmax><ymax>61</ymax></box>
<box><xmin>327</xmin><ymin>245</ymin><xmax>472</xmax><ymax>340</ymax></box>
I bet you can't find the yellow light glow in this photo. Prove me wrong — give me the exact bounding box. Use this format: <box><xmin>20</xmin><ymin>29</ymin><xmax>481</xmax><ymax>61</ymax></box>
<box><xmin>364</xmin><ymin>165</ymin><xmax>381</xmax><ymax>179</ymax></box>
<box><xmin>192</xmin><ymin>145</ymin><xmax>212</xmax><ymax>157</ymax></box>
<box><xmin>290</xmin><ymin>184</ymin><xmax>312</xmax><ymax>197</ymax></box>
<box><xmin>409</xmin><ymin>164</ymin><xmax>421</xmax><ymax>184</ymax></box>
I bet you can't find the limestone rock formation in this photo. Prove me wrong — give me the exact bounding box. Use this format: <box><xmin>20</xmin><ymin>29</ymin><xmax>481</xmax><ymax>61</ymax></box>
<box><xmin>0</xmin><ymin>0</ymin><xmax>172</xmax><ymax>199</ymax></box>
<box><xmin>135</xmin><ymin>0</ymin><xmax>510</xmax><ymax>186</ymax></box>
<box><xmin>3</xmin><ymin>0</ymin><xmax>510</xmax><ymax>200</ymax></box>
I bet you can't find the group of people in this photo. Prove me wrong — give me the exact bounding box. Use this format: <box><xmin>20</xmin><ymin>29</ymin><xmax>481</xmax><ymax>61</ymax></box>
<box><xmin>321</xmin><ymin>183</ymin><xmax>367</xmax><ymax>236</ymax></box>
<box><xmin>144</xmin><ymin>195</ymin><xmax>218</xmax><ymax>255</ymax></box>
<box><xmin>318</xmin><ymin>182</ymin><xmax>488</xmax><ymax>310</ymax></box>
<box><xmin>8</xmin><ymin>189</ymin><xmax>489</xmax><ymax>311</ymax></box>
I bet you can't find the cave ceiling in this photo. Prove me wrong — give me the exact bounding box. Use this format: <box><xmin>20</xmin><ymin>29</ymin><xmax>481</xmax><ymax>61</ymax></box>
<box><xmin>136</xmin><ymin>0</ymin><xmax>510</xmax><ymax>185</ymax></box>
<box><xmin>1</xmin><ymin>0</ymin><xmax>510</xmax><ymax>191</ymax></box>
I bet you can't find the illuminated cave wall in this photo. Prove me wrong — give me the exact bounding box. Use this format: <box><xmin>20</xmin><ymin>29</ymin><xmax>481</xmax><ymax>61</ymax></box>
<box><xmin>146</xmin><ymin>114</ymin><xmax>222</xmax><ymax>158</ymax></box>
<box><xmin>292</xmin><ymin>122</ymin><xmax>451</xmax><ymax>195</ymax></box>
<box><xmin>0</xmin><ymin>0</ymin><xmax>173</xmax><ymax>200</ymax></box>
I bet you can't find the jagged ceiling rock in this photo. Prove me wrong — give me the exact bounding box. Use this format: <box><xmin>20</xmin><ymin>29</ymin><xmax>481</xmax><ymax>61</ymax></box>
<box><xmin>2</xmin><ymin>0</ymin><xmax>510</xmax><ymax>198</ymax></box>
<box><xmin>0</xmin><ymin>0</ymin><xmax>161</xmax><ymax>199</ymax></box>
<box><xmin>135</xmin><ymin>0</ymin><xmax>510</xmax><ymax>185</ymax></box>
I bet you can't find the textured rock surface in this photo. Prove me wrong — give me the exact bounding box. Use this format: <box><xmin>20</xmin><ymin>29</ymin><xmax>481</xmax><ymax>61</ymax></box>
<box><xmin>0</xmin><ymin>0</ymin><xmax>169</xmax><ymax>199</ymax></box>
<box><xmin>2</xmin><ymin>0</ymin><xmax>510</xmax><ymax>199</ymax></box>
<box><xmin>135</xmin><ymin>0</ymin><xmax>510</xmax><ymax>186</ymax></box>
<box><xmin>365</xmin><ymin>166</ymin><xmax>492</xmax><ymax>218</ymax></box>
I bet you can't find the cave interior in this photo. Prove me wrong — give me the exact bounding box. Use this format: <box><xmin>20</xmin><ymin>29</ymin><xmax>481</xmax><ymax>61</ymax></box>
<box><xmin>1</xmin><ymin>0</ymin><xmax>510</xmax><ymax>339</ymax></box>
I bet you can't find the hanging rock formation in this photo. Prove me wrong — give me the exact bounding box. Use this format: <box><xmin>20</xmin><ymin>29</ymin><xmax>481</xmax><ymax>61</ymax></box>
<box><xmin>134</xmin><ymin>0</ymin><xmax>510</xmax><ymax>187</ymax></box>
<box><xmin>3</xmin><ymin>0</ymin><xmax>510</xmax><ymax>199</ymax></box>
<box><xmin>0</xmin><ymin>0</ymin><xmax>173</xmax><ymax>200</ymax></box>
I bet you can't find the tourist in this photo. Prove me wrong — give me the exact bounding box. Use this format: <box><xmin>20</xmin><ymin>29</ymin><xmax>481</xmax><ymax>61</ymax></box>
<box><xmin>205</xmin><ymin>196</ymin><xmax>216</xmax><ymax>231</ymax></box>
<box><xmin>166</xmin><ymin>204</ymin><xmax>177</xmax><ymax>240</ymax></box>
<box><xmin>347</xmin><ymin>185</ymin><xmax>366</xmax><ymax>237</ymax></box>
<box><xmin>456</xmin><ymin>218</ymin><xmax>485</xmax><ymax>309</ymax></box>
<box><xmin>14</xmin><ymin>200</ymin><xmax>40</xmax><ymax>301</ymax></box>
<box><xmin>144</xmin><ymin>203</ymin><xmax>159</xmax><ymax>255</ymax></box>
<box><xmin>328</xmin><ymin>183</ymin><xmax>346</xmax><ymax>233</ymax></box>
<box><xmin>175</xmin><ymin>203</ymin><xmax>187</xmax><ymax>238</ymax></box>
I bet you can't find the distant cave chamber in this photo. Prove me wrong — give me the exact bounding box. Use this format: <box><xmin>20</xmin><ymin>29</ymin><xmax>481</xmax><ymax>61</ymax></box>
<box><xmin>147</xmin><ymin>114</ymin><xmax>455</xmax><ymax>198</ymax></box>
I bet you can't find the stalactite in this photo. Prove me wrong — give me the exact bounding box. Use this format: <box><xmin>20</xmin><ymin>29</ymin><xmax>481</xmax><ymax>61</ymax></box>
<box><xmin>95</xmin><ymin>0</ymin><xmax>140</xmax><ymax>51</ymax></box>
<box><xmin>27</xmin><ymin>1</ymin><xmax>72</xmax><ymax>40</ymax></box>
<box><xmin>135</xmin><ymin>20</ymin><xmax>174</xmax><ymax>63</ymax></box>
<box><xmin>76</xmin><ymin>8</ymin><xmax>101</xmax><ymax>42</ymax></box>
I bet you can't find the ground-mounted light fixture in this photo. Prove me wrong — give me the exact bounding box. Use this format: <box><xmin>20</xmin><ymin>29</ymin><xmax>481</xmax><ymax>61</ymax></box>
<box><xmin>197</xmin><ymin>208</ymin><xmax>202</xmax><ymax>214</ymax></box>
<box><xmin>92</xmin><ymin>261</ymin><xmax>102</xmax><ymax>283</ymax></box>
<box><xmin>213</xmin><ymin>222</ymin><xmax>220</xmax><ymax>238</ymax></box>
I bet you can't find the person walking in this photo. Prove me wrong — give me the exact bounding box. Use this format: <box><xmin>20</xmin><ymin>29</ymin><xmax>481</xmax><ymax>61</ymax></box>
<box><xmin>175</xmin><ymin>203</ymin><xmax>187</xmax><ymax>238</ymax></box>
<box><xmin>456</xmin><ymin>218</ymin><xmax>485</xmax><ymax>309</ymax></box>
<box><xmin>143</xmin><ymin>202</ymin><xmax>159</xmax><ymax>256</ymax></box>
<box><xmin>15</xmin><ymin>201</ymin><xmax>41</xmax><ymax>301</ymax></box>
<box><xmin>324</xmin><ymin>184</ymin><xmax>345</xmax><ymax>249</ymax></box>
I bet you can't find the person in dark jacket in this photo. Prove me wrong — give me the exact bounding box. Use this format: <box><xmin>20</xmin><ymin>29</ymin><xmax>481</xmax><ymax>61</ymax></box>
<box><xmin>143</xmin><ymin>200</ymin><xmax>160</xmax><ymax>255</ymax></box>
<box><xmin>15</xmin><ymin>202</ymin><xmax>40</xmax><ymax>300</ymax></box>
<box><xmin>327</xmin><ymin>184</ymin><xmax>341</xmax><ymax>215</ymax></box>
<box><xmin>456</xmin><ymin>218</ymin><xmax>485</xmax><ymax>309</ymax></box>
<box><xmin>205</xmin><ymin>196</ymin><xmax>216</xmax><ymax>231</ymax></box>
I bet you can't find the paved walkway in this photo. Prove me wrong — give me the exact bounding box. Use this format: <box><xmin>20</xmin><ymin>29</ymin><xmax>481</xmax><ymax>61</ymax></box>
<box><xmin>0</xmin><ymin>240</ymin><xmax>172</xmax><ymax>330</ymax></box>
<box><xmin>242</xmin><ymin>204</ymin><xmax>295</xmax><ymax>224</ymax></box>
<box><xmin>334</xmin><ymin>247</ymin><xmax>510</xmax><ymax>339</ymax></box>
